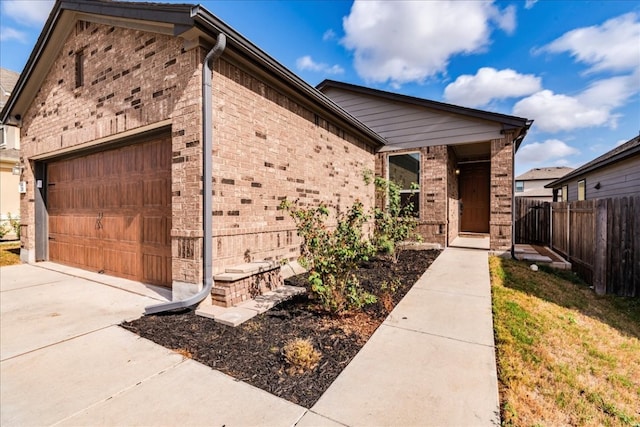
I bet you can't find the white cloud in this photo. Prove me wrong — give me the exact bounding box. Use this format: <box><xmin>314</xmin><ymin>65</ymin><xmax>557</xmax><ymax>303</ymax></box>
<box><xmin>540</xmin><ymin>12</ymin><xmax>640</xmax><ymax>74</ymax></box>
<box><xmin>513</xmin><ymin>72</ymin><xmax>640</xmax><ymax>133</ymax></box>
<box><xmin>516</xmin><ymin>139</ymin><xmax>580</xmax><ymax>165</ymax></box>
<box><xmin>323</xmin><ymin>29</ymin><xmax>336</xmax><ymax>41</ymax></box>
<box><xmin>1</xmin><ymin>0</ymin><xmax>54</xmax><ymax>26</ymax></box>
<box><xmin>525</xmin><ymin>0</ymin><xmax>538</xmax><ymax>9</ymax></box>
<box><xmin>296</xmin><ymin>55</ymin><xmax>344</xmax><ymax>75</ymax></box>
<box><xmin>0</xmin><ymin>27</ymin><xmax>27</xmax><ymax>43</ymax></box>
<box><xmin>443</xmin><ymin>67</ymin><xmax>541</xmax><ymax>107</ymax></box>
<box><xmin>491</xmin><ymin>5</ymin><xmax>516</xmax><ymax>35</ymax></box>
<box><xmin>341</xmin><ymin>0</ymin><xmax>516</xmax><ymax>85</ymax></box>
<box><xmin>513</xmin><ymin>90</ymin><xmax>612</xmax><ymax>132</ymax></box>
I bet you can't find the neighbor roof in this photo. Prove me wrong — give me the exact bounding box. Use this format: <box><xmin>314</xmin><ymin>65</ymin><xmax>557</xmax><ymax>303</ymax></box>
<box><xmin>546</xmin><ymin>135</ymin><xmax>640</xmax><ymax>188</ymax></box>
<box><xmin>317</xmin><ymin>79</ymin><xmax>533</xmax><ymax>150</ymax></box>
<box><xmin>0</xmin><ymin>68</ymin><xmax>20</xmax><ymax>109</ymax></box>
<box><xmin>0</xmin><ymin>0</ymin><xmax>386</xmax><ymax>147</ymax></box>
<box><xmin>516</xmin><ymin>166</ymin><xmax>574</xmax><ymax>181</ymax></box>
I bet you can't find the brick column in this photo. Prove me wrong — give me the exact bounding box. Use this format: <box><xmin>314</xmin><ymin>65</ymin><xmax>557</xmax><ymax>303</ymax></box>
<box><xmin>490</xmin><ymin>134</ymin><xmax>515</xmax><ymax>252</ymax></box>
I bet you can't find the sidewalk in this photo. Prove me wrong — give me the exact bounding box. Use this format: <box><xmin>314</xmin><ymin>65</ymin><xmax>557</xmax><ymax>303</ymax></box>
<box><xmin>302</xmin><ymin>246</ymin><xmax>500</xmax><ymax>426</ymax></box>
<box><xmin>1</xmin><ymin>246</ymin><xmax>499</xmax><ymax>426</ymax></box>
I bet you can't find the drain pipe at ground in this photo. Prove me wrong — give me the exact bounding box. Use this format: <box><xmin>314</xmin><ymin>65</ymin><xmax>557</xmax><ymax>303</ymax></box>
<box><xmin>145</xmin><ymin>33</ymin><xmax>227</xmax><ymax>315</ymax></box>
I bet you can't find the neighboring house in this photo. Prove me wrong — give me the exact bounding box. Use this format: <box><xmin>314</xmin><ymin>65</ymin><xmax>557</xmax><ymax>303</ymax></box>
<box><xmin>1</xmin><ymin>0</ymin><xmax>531</xmax><ymax>305</ymax></box>
<box><xmin>0</xmin><ymin>67</ymin><xmax>21</xmax><ymax>239</ymax></box>
<box><xmin>318</xmin><ymin>80</ymin><xmax>531</xmax><ymax>251</ymax></box>
<box><xmin>546</xmin><ymin>136</ymin><xmax>640</xmax><ymax>201</ymax></box>
<box><xmin>514</xmin><ymin>166</ymin><xmax>573</xmax><ymax>201</ymax></box>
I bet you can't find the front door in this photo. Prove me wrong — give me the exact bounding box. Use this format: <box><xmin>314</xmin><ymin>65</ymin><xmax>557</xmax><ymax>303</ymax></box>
<box><xmin>459</xmin><ymin>162</ymin><xmax>490</xmax><ymax>233</ymax></box>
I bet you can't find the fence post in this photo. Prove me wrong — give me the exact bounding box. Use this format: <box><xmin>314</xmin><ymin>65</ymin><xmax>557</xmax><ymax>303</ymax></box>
<box><xmin>594</xmin><ymin>199</ymin><xmax>607</xmax><ymax>295</ymax></box>
<box><xmin>566</xmin><ymin>202</ymin><xmax>571</xmax><ymax>260</ymax></box>
<box><xmin>549</xmin><ymin>203</ymin><xmax>553</xmax><ymax>250</ymax></box>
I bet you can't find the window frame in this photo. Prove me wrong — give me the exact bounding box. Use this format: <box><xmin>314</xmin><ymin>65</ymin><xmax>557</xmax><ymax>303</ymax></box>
<box><xmin>515</xmin><ymin>180</ymin><xmax>524</xmax><ymax>192</ymax></box>
<box><xmin>387</xmin><ymin>152</ymin><xmax>421</xmax><ymax>216</ymax></box>
<box><xmin>577</xmin><ymin>180</ymin><xmax>586</xmax><ymax>201</ymax></box>
<box><xmin>562</xmin><ymin>185</ymin><xmax>568</xmax><ymax>202</ymax></box>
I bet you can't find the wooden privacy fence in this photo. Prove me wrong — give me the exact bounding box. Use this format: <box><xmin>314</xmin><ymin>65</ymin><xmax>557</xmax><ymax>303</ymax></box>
<box><xmin>515</xmin><ymin>196</ymin><xmax>639</xmax><ymax>297</ymax></box>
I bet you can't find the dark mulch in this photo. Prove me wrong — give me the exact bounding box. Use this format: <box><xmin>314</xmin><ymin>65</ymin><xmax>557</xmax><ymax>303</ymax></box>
<box><xmin>121</xmin><ymin>249</ymin><xmax>440</xmax><ymax>408</ymax></box>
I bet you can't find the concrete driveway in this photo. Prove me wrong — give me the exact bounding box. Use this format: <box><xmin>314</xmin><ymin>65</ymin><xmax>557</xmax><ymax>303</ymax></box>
<box><xmin>0</xmin><ymin>263</ymin><xmax>307</xmax><ymax>426</ymax></box>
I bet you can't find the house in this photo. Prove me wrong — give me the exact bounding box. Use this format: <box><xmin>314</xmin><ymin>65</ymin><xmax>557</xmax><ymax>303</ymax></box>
<box><xmin>1</xmin><ymin>0</ymin><xmax>531</xmax><ymax>309</ymax></box>
<box><xmin>546</xmin><ymin>136</ymin><xmax>640</xmax><ymax>201</ymax></box>
<box><xmin>318</xmin><ymin>80</ymin><xmax>531</xmax><ymax>252</ymax></box>
<box><xmin>514</xmin><ymin>166</ymin><xmax>573</xmax><ymax>201</ymax></box>
<box><xmin>0</xmin><ymin>68</ymin><xmax>21</xmax><ymax>239</ymax></box>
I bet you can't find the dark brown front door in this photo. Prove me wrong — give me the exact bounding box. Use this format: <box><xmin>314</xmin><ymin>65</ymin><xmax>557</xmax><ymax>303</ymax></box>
<box><xmin>459</xmin><ymin>162</ymin><xmax>490</xmax><ymax>233</ymax></box>
<box><xmin>47</xmin><ymin>137</ymin><xmax>172</xmax><ymax>286</ymax></box>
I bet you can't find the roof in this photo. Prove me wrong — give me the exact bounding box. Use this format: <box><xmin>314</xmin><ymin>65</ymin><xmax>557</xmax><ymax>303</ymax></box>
<box><xmin>516</xmin><ymin>166</ymin><xmax>574</xmax><ymax>181</ymax></box>
<box><xmin>317</xmin><ymin>79</ymin><xmax>533</xmax><ymax>149</ymax></box>
<box><xmin>517</xmin><ymin>188</ymin><xmax>554</xmax><ymax>198</ymax></box>
<box><xmin>0</xmin><ymin>68</ymin><xmax>20</xmax><ymax>109</ymax></box>
<box><xmin>0</xmin><ymin>0</ymin><xmax>386</xmax><ymax>148</ymax></box>
<box><xmin>546</xmin><ymin>135</ymin><xmax>640</xmax><ymax>188</ymax></box>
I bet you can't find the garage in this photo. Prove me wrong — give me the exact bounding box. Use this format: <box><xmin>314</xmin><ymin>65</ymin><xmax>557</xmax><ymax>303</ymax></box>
<box><xmin>47</xmin><ymin>136</ymin><xmax>172</xmax><ymax>287</ymax></box>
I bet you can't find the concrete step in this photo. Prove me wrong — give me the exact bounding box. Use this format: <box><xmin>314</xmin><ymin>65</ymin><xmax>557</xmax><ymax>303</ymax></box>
<box><xmin>196</xmin><ymin>285</ymin><xmax>306</xmax><ymax>327</ymax></box>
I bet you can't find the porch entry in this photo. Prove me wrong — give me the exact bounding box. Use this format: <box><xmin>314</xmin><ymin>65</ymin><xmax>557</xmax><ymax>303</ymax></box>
<box><xmin>459</xmin><ymin>162</ymin><xmax>490</xmax><ymax>233</ymax></box>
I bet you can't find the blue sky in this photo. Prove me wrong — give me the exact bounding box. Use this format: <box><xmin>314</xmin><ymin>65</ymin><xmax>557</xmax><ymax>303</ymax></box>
<box><xmin>1</xmin><ymin>0</ymin><xmax>639</xmax><ymax>175</ymax></box>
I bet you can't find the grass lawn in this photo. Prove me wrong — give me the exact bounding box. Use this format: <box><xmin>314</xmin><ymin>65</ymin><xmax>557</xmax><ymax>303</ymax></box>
<box><xmin>0</xmin><ymin>242</ymin><xmax>21</xmax><ymax>267</ymax></box>
<box><xmin>490</xmin><ymin>256</ymin><xmax>640</xmax><ymax>426</ymax></box>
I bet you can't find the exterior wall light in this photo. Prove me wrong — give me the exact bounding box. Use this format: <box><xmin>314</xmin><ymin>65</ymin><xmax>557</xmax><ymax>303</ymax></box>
<box><xmin>12</xmin><ymin>162</ymin><xmax>23</xmax><ymax>176</ymax></box>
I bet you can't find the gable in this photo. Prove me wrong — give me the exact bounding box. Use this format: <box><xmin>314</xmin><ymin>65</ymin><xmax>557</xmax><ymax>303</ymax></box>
<box><xmin>322</xmin><ymin>86</ymin><xmax>505</xmax><ymax>152</ymax></box>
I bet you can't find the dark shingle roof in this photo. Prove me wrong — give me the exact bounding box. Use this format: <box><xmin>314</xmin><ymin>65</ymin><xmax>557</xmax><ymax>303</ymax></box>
<box><xmin>0</xmin><ymin>68</ymin><xmax>20</xmax><ymax>109</ymax></box>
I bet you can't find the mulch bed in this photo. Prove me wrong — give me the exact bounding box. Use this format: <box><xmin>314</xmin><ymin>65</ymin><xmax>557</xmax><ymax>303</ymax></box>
<box><xmin>121</xmin><ymin>249</ymin><xmax>440</xmax><ymax>408</ymax></box>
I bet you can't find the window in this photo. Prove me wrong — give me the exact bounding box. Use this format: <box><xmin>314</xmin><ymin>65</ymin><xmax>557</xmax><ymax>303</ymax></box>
<box><xmin>0</xmin><ymin>125</ymin><xmax>5</xmax><ymax>148</ymax></box>
<box><xmin>75</xmin><ymin>50</ymin><xmax>84</xmax><ymax>88</ymax></box>
<box><xmin>577</xmin><ymin>180</ymin><xmax>586</xmax><ymax>201</ymax></box>
<box><xmin>562</xmin><ymin>185</ymin><xmax>568</xmax><ymax>202</ymax></box>
<box><xmin>388</xmin><ymin>153</ymin><xmax>420</xmax><ymax>216</ymax></box>
<box><xmin>515</xmin><ymin>181</ymin><xmax>524</xmax><ymax>192</ymax></box>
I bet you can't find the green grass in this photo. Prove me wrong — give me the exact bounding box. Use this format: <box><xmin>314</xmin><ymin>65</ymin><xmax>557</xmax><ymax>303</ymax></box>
<box><xmin>490</xmin><ymin>256</ymin><xmax>640</xmax><ymax>426</ymax></box>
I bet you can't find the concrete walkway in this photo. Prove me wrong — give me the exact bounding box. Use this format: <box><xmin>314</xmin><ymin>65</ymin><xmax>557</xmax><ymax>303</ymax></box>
<box><xmin>1</xmin><ymin>247</ymin><xmax>499</xmax><ymax>426</ymax></box>
<box><xmin>305</xmin><ymin>246</ymin><xmax>500</xmax><ymax>426</ymax></box>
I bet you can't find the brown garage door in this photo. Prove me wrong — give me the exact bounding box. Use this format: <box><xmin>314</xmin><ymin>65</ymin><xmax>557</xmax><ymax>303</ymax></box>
<box><xmin>47</xmin><ymin>136</ymin><xmax>172</xmax><ymax>287</ymax></box>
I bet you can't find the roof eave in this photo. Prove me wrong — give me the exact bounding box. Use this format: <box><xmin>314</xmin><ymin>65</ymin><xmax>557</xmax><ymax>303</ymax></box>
<box><xmin>191</xmin><ymin>10</ymin><xmax>386</xmax><ymax>148</ymax></box>
<box><xmin>545</xmin><ymin>145</ymin><xmax>640</xmax><ymax>188</ymax></box>
<box><xmin>2</xmin><ymin>1</ymin><xmax>386</xmax><ymax>150</ymax></box>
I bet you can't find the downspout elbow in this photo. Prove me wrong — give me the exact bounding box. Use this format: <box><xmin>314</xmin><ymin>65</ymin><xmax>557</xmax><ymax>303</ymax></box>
<box><xmin>145</xmin><ymin>33</ymin><xmax>227</xmax><ymax>315</ymax></box>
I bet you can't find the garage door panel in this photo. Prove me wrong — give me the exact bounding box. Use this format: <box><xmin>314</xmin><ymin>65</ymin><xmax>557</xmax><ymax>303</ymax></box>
<box><xmin>104</xmin><ymin>248</ymin><xmax>137</xmax><ymax>278</ymax></box>
<box><xmin>143</xmin><ymin>179</ymin><xmax>168</xmax><ymax>207</ymax></box>
<box><xmin>143</xmin><ymin>254</ymin><xmax>170</xmax><ymax>285</ymax></box>
<box><xmin>122</xmin><ymin>181</ymin><xmax>141</xmax><ymax>208</ymax></box>
<box><xmin>47</xmin><ymin>136</ymin><xmax>172</xmax><ymax>287</ymax></box>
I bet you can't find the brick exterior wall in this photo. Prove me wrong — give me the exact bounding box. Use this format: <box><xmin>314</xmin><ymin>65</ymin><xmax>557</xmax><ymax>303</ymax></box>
<box><xmin>211</xmin><ymin>59</ymin><xmax>376</xmax><ymax>273</ymax></box>
<box><xmin>376</xmin><ymin>145</ymin><xmax>449</xmax><ymax>248</ymax></box>
<box><xmin>18</xmin><ymin>20</ymin><xmax>378</xmax><ymax>288</ymax></box>
<box><xmin>490</xmin><ymin>134</ymin><xmax>515</xmax><ymax>251</ymax></box>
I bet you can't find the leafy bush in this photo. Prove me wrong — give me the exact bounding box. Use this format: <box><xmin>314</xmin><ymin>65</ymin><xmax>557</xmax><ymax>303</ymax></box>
<box><xmin>372</xmin><ymin>177</ymin><xmax>420</xmax><ymax>263</ymax></box>
<box><xmin>280</xmin><ymin>199</ymin><xmax>376</xmax><ymax>313</ymax></box>
<box><xmin>8</xmin><ymin>213</ymin><xmax>20</xmax><ymax>239</ymax></box>
<box><xmin>0</xmin><ymin>213</ymin><xmax>20</xmax><ymax>239</ymax></box>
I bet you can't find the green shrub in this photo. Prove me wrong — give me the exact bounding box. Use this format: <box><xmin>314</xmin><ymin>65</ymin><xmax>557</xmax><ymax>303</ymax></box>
<box><xmin>372</xmin><ymin>177</ymin><xmax>420</xmax><ymax>263</ymax></box>
<box><xmin>280</xmin><ymin>199</ymin><xmax>376</xmax><ymax>313</ymax></box>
